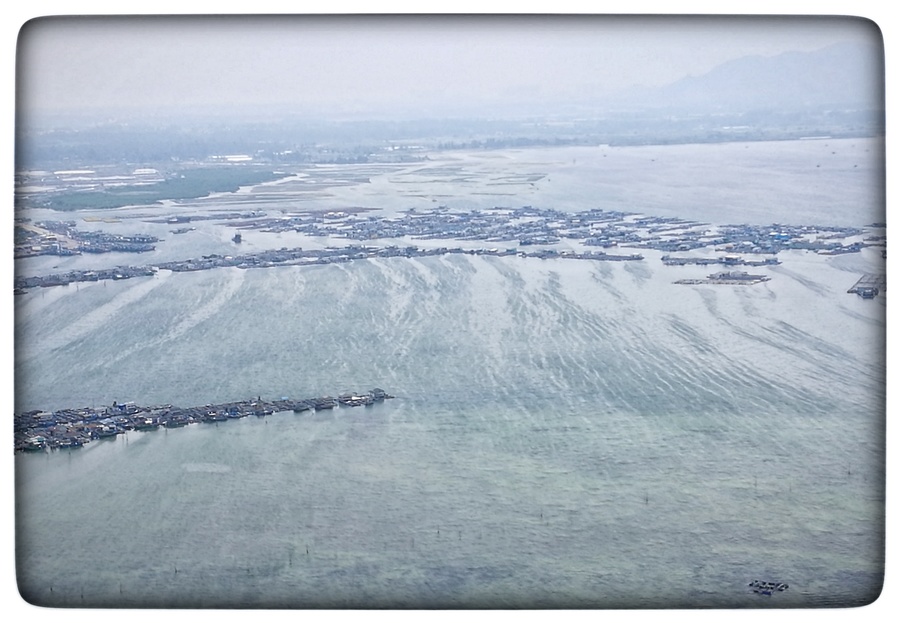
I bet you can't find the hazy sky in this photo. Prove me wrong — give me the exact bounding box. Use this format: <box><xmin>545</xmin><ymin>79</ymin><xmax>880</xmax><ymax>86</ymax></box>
<box><xmin>16</xmin><ymin>14</ymin><xmax>881</xmax><ymax>122</ymax></box>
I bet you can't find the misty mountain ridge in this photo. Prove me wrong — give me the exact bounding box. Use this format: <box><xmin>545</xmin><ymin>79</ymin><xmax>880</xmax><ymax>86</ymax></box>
<box><xmin>16</xmin><ymin>42</ymin><xmax>885</xmax><ymax>169</ymax></box>
<box><xmin>603</xmin><ymin>41</ymin><xmax>883</xmax><ymax>114</ymax></box>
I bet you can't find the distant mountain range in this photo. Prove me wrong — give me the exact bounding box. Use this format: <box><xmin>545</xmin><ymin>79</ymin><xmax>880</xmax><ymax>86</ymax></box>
<box><xmin>17</xmin><ymin>41</ymin><xmax>885</xmax><ymax>169</ymax></box>
<box><xmin>604</xmin><ymin>41</ymin><xmax>884</xmax><ymax>114</ymax></box>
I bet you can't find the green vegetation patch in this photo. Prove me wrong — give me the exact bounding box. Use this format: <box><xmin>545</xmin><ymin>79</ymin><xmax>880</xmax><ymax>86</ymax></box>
<box><xmin>41</xmin><ymin>167</ymin><xmax>289</xmax><ymax>211</ymax></box>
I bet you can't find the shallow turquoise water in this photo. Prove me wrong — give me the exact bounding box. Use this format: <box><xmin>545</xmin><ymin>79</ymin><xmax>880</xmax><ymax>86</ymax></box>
<box><xmin>14</xmin><ymin>140</ymin><xmax>885</xmax><ymax>608</ymax></box>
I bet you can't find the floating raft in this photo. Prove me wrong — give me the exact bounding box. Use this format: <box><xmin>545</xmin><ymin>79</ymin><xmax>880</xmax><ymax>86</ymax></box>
<box><xmin>675</xmin><ymin>270</ymin><xmax>771</xmax><ymax>286</ymax></box>
<box><xmin>749</xmin><ymin>580</ymin><xmax>789</xmax><ymax>596</ymax></box>
<box><xmin>847</xmin><ymin>273</ymin><xmax>886</xmax><ymax>298</ymax></box>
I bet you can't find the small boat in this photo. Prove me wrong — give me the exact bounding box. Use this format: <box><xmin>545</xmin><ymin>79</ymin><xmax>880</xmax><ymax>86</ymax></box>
<box><xmin>134</xmin><ymin>418</ymin><xmax>160</xmax><ymax>431</ymax></box>
<box><xmin>94</xmin><ymin>425</ymin><xmax>120</xmax><ymax>438</ymax></box>
<box><xmin>314</xmin><ymin>397</ymin><xmax>336</xmax><ymax>410</ymax></box>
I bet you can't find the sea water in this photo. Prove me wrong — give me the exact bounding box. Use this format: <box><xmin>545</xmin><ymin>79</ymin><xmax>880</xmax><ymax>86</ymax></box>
<box><xmin>14</xmin><ymin>138</ymin><xmax>886</xmax><ymax>608</ymax></box>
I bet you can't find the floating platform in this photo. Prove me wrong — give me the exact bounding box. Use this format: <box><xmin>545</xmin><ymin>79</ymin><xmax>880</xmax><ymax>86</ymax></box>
<box><xmin>14</xmin><ymin>389</ymin><xmax>395</xmax><ymax>453</ymax></box>
<box><xmin>847</xmin><ymin>273</ymin><xmax>886</xmax><ymax>298</ymax></box>
<box><xmin>749</xmin><ymin>580</ymin><xmax>789</xmax><ymax>596</ymax></box>
<box><xmin>675</xmin><ymin>270</ymin><xmax>771</xmax><ymax>286</ymax></box>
